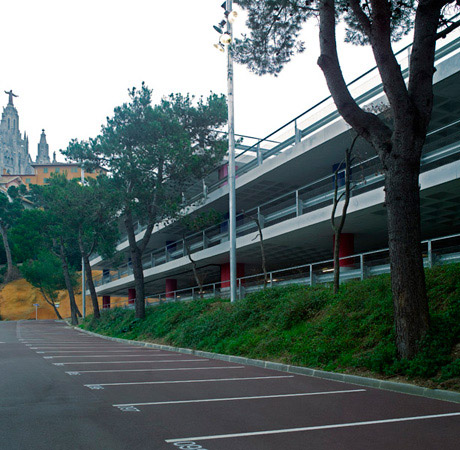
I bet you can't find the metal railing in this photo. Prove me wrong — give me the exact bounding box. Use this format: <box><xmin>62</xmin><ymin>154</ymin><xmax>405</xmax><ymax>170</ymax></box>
<box><xmin>100</xmin><ymin>232</ymin><xmax>460</xmax><ymax>309</ymax></box>
<box><xmin>93</xmin><ymin>117</ymin><xmax>460</xmax><ymax>289</ymax></box>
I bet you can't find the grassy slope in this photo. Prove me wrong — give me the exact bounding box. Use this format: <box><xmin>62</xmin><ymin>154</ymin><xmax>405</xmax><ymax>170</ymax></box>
<box><xmin>82</xmin><ymin>263</ymin><xmax>460</xmax><ymax>390</ymax></box>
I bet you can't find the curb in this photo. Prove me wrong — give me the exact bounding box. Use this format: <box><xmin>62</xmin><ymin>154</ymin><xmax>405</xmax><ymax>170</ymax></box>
<box><xmin>73</xmin><ymin>325</ymin><xmax>460</xmax><ymax>404</ymax></box>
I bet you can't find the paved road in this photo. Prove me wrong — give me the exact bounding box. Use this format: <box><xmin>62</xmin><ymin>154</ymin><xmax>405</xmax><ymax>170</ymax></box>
<box><xmin>1</xmin><ymin>320</ymin><xmax>459</xmax><ymax>450</ymax></box>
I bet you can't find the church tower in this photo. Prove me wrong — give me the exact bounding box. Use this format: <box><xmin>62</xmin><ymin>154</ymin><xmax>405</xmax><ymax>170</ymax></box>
<box><xmin>36</xmin><ymin>129</ymin><xmax>51</xmax><ymax>164</ymax></box>
<box><xmin>0</xmin><ymin>90</ymin><xmax>34</xmax><ymax>175</ymax></box>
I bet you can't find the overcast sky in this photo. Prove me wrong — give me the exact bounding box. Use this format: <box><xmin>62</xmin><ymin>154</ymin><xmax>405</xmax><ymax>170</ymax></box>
<box><xmin>0</xmin><ymin>0</ymin><xmax>395</xmax><ymax>161</ymax></box>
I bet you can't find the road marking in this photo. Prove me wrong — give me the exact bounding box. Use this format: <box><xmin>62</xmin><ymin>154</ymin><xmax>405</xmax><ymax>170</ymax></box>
<box><xmin>66</xmin><ymin>366</ymin><xmax>245</xmax><ymax>374</ymax></box>
<box><xmin>43</xmin><ymin>354</ymin><xmax>174</xmax><ymax>359</ymax></box>
<box><xmin>31</xmin><ymin>349</ymin><xmax>153</xmax><ymax>352</ymax></box>
<box><xmin>85</xmin><ymin>375</ymin><xmax>294</xmax><ymax>389</ymax></box>
<box><xmin>118</xmin><ymin>406</ymin><xmax>141</xmax><ymax>412</ymax></box>
<box><xmin>54</xmin><ymin>359</ymin><xmax>209</xmax><ymax>365</ymax></box>
<box><xmin>114</xmin><ymin>389</ymin><xmax>366</xmax><ymax>408</ymax></box>
<box><xmin>164</xmin><ymin>412</ymin><xmax>460</xmax><ymax>443</ymax></box>
<box><xmin>30</xmin><ymin>346</ymin><xmax>135</xmax><ymax>350</ymax></box>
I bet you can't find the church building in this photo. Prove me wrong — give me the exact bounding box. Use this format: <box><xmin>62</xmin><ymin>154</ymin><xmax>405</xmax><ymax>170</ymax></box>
<box><xmin>0</xmin><ymin>90</ymin><xmax>106</xmax><ymax>187</ymax></box>
<box><xmin>0</xmin><ymin>90</ymin><xmax>34</xmax><ymax>175</ymax></box>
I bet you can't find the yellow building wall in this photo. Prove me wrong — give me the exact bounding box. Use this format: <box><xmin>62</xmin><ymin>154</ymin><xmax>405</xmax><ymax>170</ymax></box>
<box><xmin>20</xmin><ymin>165</ymin><xmax>105</xmax><ymax>188</ymax></box>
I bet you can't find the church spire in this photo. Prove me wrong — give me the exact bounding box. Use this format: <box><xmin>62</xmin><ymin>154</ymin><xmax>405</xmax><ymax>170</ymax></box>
<box><xmin>36</xmin><ymin>129</ymin><xmax>51</xmax><ymax>164</ymax></box>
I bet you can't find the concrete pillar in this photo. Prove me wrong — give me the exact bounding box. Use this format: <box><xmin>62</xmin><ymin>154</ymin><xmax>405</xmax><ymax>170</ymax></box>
<box><xmin>220</xmin><ymin>262</ymin><xmax>245</xmax><ymax>288</ymax></box>
<box><xmin>333</xmin><ymin>233</ymin><xmax>355</xmax><ymax>267</ymax></box>
<box><xmin>128</xmin><ymin>288</ymin><xmax>136</xmax><ymax>304</ymax></box>
<box><xmin>102</xmin><ymin>295</ymin><xmax>111</xmax><ymax>309</ymax></box>
<box><xmin>165</xmin><ymin>279</ymin><xmax>177</xmax><ymax>299</ymax></box>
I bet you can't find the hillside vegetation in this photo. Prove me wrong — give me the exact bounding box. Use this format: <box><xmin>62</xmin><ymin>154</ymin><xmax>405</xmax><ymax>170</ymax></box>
<box><xmin>82</xmin><ymin>264</ymin><xmax>460</xmax><ymax>391</ymax></box>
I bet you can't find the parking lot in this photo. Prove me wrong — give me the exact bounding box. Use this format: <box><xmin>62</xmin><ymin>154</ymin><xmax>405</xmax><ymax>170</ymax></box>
<box><xmin>2</xmin><ymin>320</ymin><xmax>459</xmax><ymax>449</ymax></box>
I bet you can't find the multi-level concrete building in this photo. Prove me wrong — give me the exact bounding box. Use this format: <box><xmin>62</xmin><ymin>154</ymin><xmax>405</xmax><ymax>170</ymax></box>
<box><xmin>91</xmin><ymin>34</ymin><xmax>460</xmax><ymax>308</ymax></box>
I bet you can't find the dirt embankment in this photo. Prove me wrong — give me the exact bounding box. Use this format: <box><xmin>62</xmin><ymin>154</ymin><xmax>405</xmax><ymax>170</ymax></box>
<box><xmin>0</xmin><ymin>276</ymin><xmax>124</xmax><ymax>320</ymax></box>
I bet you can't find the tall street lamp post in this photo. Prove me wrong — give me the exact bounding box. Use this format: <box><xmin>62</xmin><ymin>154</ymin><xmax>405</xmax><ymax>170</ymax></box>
<box><xmin>226</xmin><ymin>0</ymin><xmax>237</xmax><ymax>304</ymax></box>
<box><xmin>81</xmin><ymin>167</ymin><xmax>86</xmax><ymax>318</ymax></box>
<box><xmin>214</xmin><ymin>1</ymin><xmax>238</xmax><ymax>302</ymax></box>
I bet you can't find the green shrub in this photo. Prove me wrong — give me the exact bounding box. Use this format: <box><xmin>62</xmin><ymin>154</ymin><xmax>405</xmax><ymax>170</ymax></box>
<box><xmin>81</xmin><ymin>263</ymin><xmax>460</xmax><ymax>388</ymax></box>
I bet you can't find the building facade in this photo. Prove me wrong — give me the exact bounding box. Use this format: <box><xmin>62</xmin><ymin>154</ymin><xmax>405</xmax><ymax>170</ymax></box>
<box><xmin>90</xmin><ymin>33</ymin><xmax>460</xmax><ymax>307</ymax></box>
<box><xmin>21</xmin><ymin>163</ymin><xmax>106</xmax><ymax>188</ymax></box>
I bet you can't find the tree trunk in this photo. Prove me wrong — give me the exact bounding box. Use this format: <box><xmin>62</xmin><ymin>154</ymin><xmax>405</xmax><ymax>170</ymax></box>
<box><xmin>184</xmin><ymin>240</ymin><xmax>203</xmax><ymax>297</ymax></box>
<box><xmin>59</xmin><ymin>241</ymin><xmax>79</xmax><ymax>325</ymax></box>
<box><xmin>333</xmin><ymin>232</ymin><xmax>341</xmax><ymax>294</ymax></box>
<box><xmin>331</xmin><ymin>144</ymin><xmax>353</xmax><ymax>294</ymax></box>
<box><xmin>0</xmin><ymin>224</ymin><xmax>14</xmax><ymax>283</ymax></box>
<box><xmin>83</xmin><ymin>253</ymin><xmax>101</xmax><ymax>320</ymax></box>
<box><xmin>40</xmin><ymin>289</ymin><xmax>63</xmax><ymax>320</ymax></box>
<box><xmin>124</xmin><ymin>211</ymin><xmax>149</xmax><ymax>319</ymax></box>
<box><xmin>51</xmin><ymin>302</ymin><xmax>63</xmax><ymax>320</ymax></box>
<box><xmin>78</xmin><ymin>235</ymin><xmax>101</xmax><ymax>320</ymax></box>
<box><xmin>130</xmin><ymin>245</ymin><xmax>145</xmax><ymax>319</ymax></box>
<box><xmin>255</xmin><ymin>219</ymin><xmax>268</xmax><ymax>288</ymax></box>
<box><xmin>384</xmin><ymin>146</ymin><xmax>430</xmax><ymax>359</ymax></box>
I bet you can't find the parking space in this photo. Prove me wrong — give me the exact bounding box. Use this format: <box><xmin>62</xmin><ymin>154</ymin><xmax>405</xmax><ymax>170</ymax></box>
<box><xmin>4</xmin><ymin>320</ymin><xmax>460</xmax><ymax>449</ymax></box>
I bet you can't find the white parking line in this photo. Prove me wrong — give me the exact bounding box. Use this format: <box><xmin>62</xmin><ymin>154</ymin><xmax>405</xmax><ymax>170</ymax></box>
<box><xmin>43</xmin><ymin>354</ymin><xmax>175</xmax><ymax>359</ymax></box>
<box><xmin>66</xmin><ymin>366</ymin><xmax>245</xmax><ymax>374</ymax></box>
<box><xmin>164</xmin><ymin>412</ymin><xmax>460</xmax><ymax>443</ymax></box>
<box><xmin>114</xmin><ymin>389</ymin><xmax>366</xmax><ymax>408</ymax></box>
<box><xmin>34</xmin><ymin>350</ymin><xmax>155</xmax><ymax>353</ymax></box>
<box><xmin>53</xmin><ymin>359</ymin><xmax>209</xmax><ymax>365</ymax></box>
<box><xmin>25</xmin><ymin>342</ymin><xmax>99</xmax><ymax>345</ymax></box>
<box><xmin>85</xmin><ymin>375</ymin><xmax>294</xmax><ymax>388</ymax></box>
<box><xmin>30</xmin><ymin>346</ymin><xmax>133</xmax><ymax>349</ymax></box>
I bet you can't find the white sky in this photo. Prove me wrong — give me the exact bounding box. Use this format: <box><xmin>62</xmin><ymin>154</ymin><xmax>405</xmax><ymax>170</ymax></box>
<box><xmin>0</xmin><ymin>0</ymin><xmax>388</xmax><ymax>161</ymax></box>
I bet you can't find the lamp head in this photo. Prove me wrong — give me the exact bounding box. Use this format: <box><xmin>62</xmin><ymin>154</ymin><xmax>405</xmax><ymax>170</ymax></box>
<box><xmin>219</xmin><ymin>32</ymin><xmax>232</xmax><ymax>45</ymax></box>
<box><xmin>214</xmin><ymin>43</ymin><xmax>225</xmax><ymax>52</ymax></box>
<box><xmin>228</xmin><ymin>10</ymin><xmax>238</xmax><ymax>24</ymax></box>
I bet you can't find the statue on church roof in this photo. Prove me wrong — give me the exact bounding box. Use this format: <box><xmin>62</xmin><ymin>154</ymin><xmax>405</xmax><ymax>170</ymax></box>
<box><xmin>4</xmin><ymin>90</ymin><xmax>18</xmax><ymax>106</ymax></box>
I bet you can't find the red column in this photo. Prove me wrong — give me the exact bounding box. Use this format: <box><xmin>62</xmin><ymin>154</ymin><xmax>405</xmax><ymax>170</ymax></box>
<box><xmin>218</xmin><ymin>163</ymin><xmax>239</xmax><ymax>185</ymax></box>
<box><xmin>165</xmin><ymin>279</ymin><xmax>177</xmax><ymax>299</ymax></box>
<box><xmin>102</xmin><ymin>295</ymin><xmax>111</xmax><ymax>309</ymax></box>
<box><xmin>220</xmin><ymin>262</ymin><xmax>245</xmax><ymax>288</ymax></box>
<box><xmin>128</xmin><ymin>288</ymin><xmax>136</xmax><ymax>304</ymax></box>
<box><xmin>333</xmin><ymin>233</ymin><xmax>355</xmax><ymax>267</ymax></box>
<box><xmin>218</xmin><ymin>164</ymin><xmax>228</xmax><ymax>185</ymax></box>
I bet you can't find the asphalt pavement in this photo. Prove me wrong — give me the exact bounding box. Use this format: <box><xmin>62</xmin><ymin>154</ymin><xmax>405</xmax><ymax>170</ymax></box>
<box><xmin>1</xmin><ymin>320</ymin><xmax>459</xmax><ymax>450</ymax></box>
